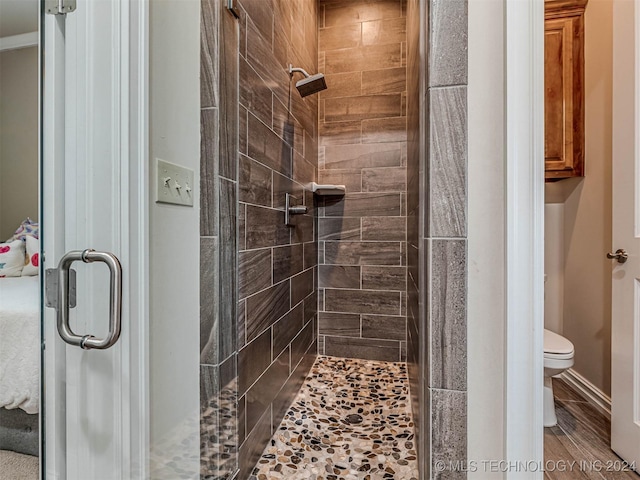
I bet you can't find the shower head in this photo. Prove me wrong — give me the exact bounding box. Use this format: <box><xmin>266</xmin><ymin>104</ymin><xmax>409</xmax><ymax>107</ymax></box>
<box><xmin>288</xmin><ymin>64</ymin><xmax>327</xmax><ymax>97</ymax></box>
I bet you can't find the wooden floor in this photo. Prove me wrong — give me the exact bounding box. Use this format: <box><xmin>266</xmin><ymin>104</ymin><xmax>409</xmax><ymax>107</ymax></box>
<box><xmin>545</xmin><ymin>378</ymin><xmax>639</xmax><ymax>479</ymax></box>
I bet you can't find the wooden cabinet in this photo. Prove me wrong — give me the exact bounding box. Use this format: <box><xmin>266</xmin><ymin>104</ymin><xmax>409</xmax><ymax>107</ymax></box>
<box><xmin>545</xmin><ymin>0</ymin><xmax>587</xmax><ymax>180</ymax></box>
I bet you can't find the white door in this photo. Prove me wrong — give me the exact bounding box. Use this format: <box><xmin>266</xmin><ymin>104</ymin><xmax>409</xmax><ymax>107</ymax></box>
<box><xmin>42</xmin><ymin>1</ymin><xmax>148</xmax><ymax>478</ymax></box>
<box><xmin>611</xmin><ymin>0</ymin><xmax>640</xmax><ymax>468</ymax></box>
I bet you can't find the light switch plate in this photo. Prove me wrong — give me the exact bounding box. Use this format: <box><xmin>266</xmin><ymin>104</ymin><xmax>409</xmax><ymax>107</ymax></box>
<box><xmin>156</xmin><ymin>158</ymin><xmax>195</xmax><ymax>207</ymax></box>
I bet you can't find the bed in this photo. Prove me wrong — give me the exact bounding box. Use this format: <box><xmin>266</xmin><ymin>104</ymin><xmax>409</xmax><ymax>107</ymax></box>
<box><xmin>0</xmin><ymin>276</ymin><xmax>40</xmax><ymax>456</ymax></box>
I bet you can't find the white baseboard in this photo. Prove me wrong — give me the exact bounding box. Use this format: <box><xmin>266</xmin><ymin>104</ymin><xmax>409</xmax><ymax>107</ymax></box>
<box><xmin>559</xmin><ymin>368</ymin><xmax>611</xmax><ymax>419</ymax></box>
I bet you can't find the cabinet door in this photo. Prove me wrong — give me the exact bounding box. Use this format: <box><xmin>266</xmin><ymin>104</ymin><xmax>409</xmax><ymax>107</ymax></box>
<box><xmin>545</xmin><ymin>15</ymin><xmax>584</xmax><ymax>179</ymax></box>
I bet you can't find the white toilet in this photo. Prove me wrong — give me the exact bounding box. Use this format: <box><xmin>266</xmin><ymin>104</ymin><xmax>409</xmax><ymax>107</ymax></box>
<box><xmin>543</xmin><ymin>328</ymin><xmax>575</xmax><ymax>427</ymax></box>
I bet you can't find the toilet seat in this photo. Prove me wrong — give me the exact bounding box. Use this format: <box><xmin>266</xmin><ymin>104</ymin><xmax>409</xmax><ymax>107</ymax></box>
<box><xmin>544</xmin><ymin>329</ymin><xmax>574</xmax><ymax>359</ymax></box>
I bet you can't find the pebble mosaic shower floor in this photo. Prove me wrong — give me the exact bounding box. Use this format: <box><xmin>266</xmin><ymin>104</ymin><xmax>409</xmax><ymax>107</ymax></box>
<box><xmin>251</xmin><ymin>356</ymin><xmax>419</xmax><ymax>480</ymax></box>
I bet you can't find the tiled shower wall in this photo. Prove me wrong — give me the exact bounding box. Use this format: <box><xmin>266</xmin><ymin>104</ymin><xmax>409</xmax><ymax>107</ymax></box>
<box><xmin>235</xmin><ymin>0</ymin><xmax>319</xmax><ymax>478</ymax></box>
<box><xmin>200</xmin><ymin>0</ymin><xmax>239</xmax><ymax>478</ymax></box>
<box><xmin>317</xmin><ymin>0</ymin><xmax>408</xmax><ymax>362</ymax></box>
<box><xmin>407</xmin><ymin>0</ymin><xmax>469</xmax><ymax>478</ymax></box>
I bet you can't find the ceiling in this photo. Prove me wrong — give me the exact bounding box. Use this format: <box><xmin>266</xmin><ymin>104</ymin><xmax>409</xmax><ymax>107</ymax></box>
<box><xmin>0</xmin><ymin>0</ymin><xmax>39</xmax><ymax>38</ymax></box>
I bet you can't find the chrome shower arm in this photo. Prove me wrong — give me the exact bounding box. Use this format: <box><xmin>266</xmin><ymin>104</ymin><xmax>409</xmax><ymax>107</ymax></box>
<box><xmin>288</xmin><ymin>64</ymin><xmax>311</xmax><ymax>78</ymax></box>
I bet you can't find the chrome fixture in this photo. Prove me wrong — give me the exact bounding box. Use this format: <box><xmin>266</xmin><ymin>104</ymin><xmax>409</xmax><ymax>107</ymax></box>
<box><xmin>607</xmin><ymin>248</ymin><xmax>628</xmax><ymax>264</ymax></box>
<box><xmin>47</xmin><ymin>249</ymin><xmax>123</xmax><ymax>350</ymax></box>
<box><xmin>285</xmin><ymin>193</ymin><xmax>308</xmax><ymax>226</ymax></box>
<box><xmin>288</xmin><ymin>64</ymin><xmax>327</xmax><ymax>97</ymax></box>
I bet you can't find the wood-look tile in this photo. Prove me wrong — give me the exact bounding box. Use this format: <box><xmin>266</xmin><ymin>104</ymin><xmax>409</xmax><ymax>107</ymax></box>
<box><xmin>245</xmin><ymin>280</ymin><xmax>290</xmax><ymax>342</ymax></box>
<box><xmin>326</xmin><ymin>43</ymin><xmax>401</xmax><ymax>75</ymax></box>
<box><xmin>291</xmin><ymin>268</ymin><xmax>314</xmax><ymax>306</ymax></box>
<box><xmin>324</xmin><ymin>241</ymin><xmax>401</xmax><ymax>266</ymax></box>
<box><xmin>320</xmin><ymin>72</ymin><xmax>363</xmax><ymax>100</ymax></box>
<box><xmin>428</xmin><ymin>86</ymin><xmax>467</xmax><ymax>238</ymax></box>
<box><xmin>361</xmin><ymin>16</ymin><xmax>406</xmax><ymax>46</ymax></box>
<box><xmin>362</xmin><ymin>166</ymin><xmax>406</xmax><ymax>192</ymax></box>
<box><xmin>429</xmin><ymin>239</ymin><xmax>467</xmax><ymax>391</ymax></box>
<box><xmin>289</xmin><ymin>77</ymin><xmax>318</xmax><ymax>137</ymax></box>
<box><xmin>240</xmin><ymin>56</ymin><xmax>273</xmax><ymax>128</ymax></box>
<box><xmin>304</xmin><ymin>290</ymin><xmax>318</xmax><ymax>323</ymax></box>
<box><xmin>238</xmin><ymin>327</ymin><xmax>272</xmax><ymax>395</ymax></box>
<box><xmin>429</xmin><ymin>0</ymin><xmax>468</xmax><ymax>87</ymax></box>
<box><xmin>361</xmin><ymin>314</ymin><xmax>406</xmax><ymax>341</ymax></box>
<box><xmin>318</xmin><ymin>169</ymin><xmax>363</xmax><ymax>193</ymax></box>
<box><xmin>273</xmin><ymin>303</ymin><xmax>305</xmax><ymax>358</ymax></box>
<box><xmin>238</xmin><ymin>404</ymin><xmax>272</xmax><ymax>479</ymax></box>
<box><xmin>324</xmin><ymin>1</ymin><xmax>402</xmax><ymax>28</ymax></box>
<box><xmin>362</xmin><ymin>117</ymin><xmax>407</xmax><ymax>144</ymax></box>
<box><xmin>245</xmin><ymin>348</ymin><xmax>288</xmax><ymax>435</ymax></box>
<box><xmin>238</xmin><ymin>299</ymin><xmax>246</xmax><ymax>349</ymax></box>
<box><xmin>239</xmin><ymin>248</ymin><xmax>272</xmax><ymax>299</ymax></box>
<box><xmin>291</xmin><ymin>319</ymin><xmax>316</xmax><ymax>369</ymax></box>
<box><xmin>325</xmin><ymin>288</ymin><xmax>401</xmax><ymax>315</ymax></box>
<box><xmin>293</xmin><ymin>152</ymin><xmax>317</xmax><ymax>186</ymax></box>
<box><xmin>552</xmin><ymin>378</ymin><xmax>591</xmax><ymax>403</ymax></box>
<box><xmin>324</xmin><ymin>192</ymin><xmax>401</xmax><ymax>217</ymax></box>
<box><xmin>361</xmin><ymin>216</ymin><xmax>406</xmax><ymax>241</ymax></box>
<box><xmin>238</xmin><ymin>0</ymin><xmax>274</xmax><ymax>48</ymax></box>
<box><xmin>361</xmin><ymin>266</ymin><xmax>406</xmax><ymax>291</ymax></box>
<box><xmin>318</xmin><ymin>264</ymin><xmax>361</xmax><ymax>289</ymax></box>
<box><xmin>273</xmin><ymin>243</ymin><xmax>304</xmax><ymax>284</ymax></box>
<box><xmin>245</xmin><ymin>205</ymin><xmax>290</xmax><ymax>249</ymax></box>
<box><xmin>319</xmin><ymin>23</ymin><xmax>362</xmax><ymax>51</ymax></box>
<box><xmin>544</xmin><ymin>426</ymin><xmax>597</xmax><ymax>480</ymax></box>
<box><xmin>200</xmin><ymin>237</ymin><xmax>219</xmax><ymax>365</ymax></box>
<box><xmin>200</xmin><ymin>108</ymin><xmax>219</xmax><ymax>237</ymax></box>
<box><xmin>324</xmin><ymin>142</ymin><xmax>403</xmax><ymax>170</ymax></box>
<box><xmin>219</xmin><ymin>5</ymin><xmax>238</xmax><ymax>180</ymax></box>
<box><xmin>239</xmin><ymin>154</ymin><xmax>272</xmax><ymax>207</ymax></box>
<box><xmin>362</xmin><ymin>67</ymin><xmax>407</xmax><ymax>94</ymax></box>
<box><xmin>324</xmin><ymin>94</ymin><xmax>402</xmax><ymax>123</ymax></box>
<box><xmin>318</xmin><ymin>217</ymin><xmax>362</xmax><ymax>241</ymax></box>
<box><xmin>273</xmin><ymin>96</ymin><xmax>305</xmax><ymax>155</ymax></box>
<box><xmin>303</xmin><ymin>241</ymin><xmax>317</xmax><ymax>270</ymax></box>
<box><xmin>291</xmin><ymin>211</ymin><xmax>315</xmax><ymax>244</ymax></box>
<box><xmin>247</xmin><ymin>113</ymin><xmax>292</xmax><ymax>178</ymax></box>
<box><xmin>318</xmin><ymin>312</ymin><xmax>360</xmax><ymax>337</ymax></box>
<box><xmin>319</xmin><ymin>120</ymin><xmax>363</xmax><ymax>146</ymax></box>
<box><xmin>272</xmin><ymin>172</ymin><xmax>304</xmax><ymax>210</ymax></box>
<box><xmin>200</xmin><ymin>0</ymin><xmax>219</xmax><ymax>109</ymax></box>
<box><xmin>324</xmin><ymin>335</ymin><xmax>400</xmax><ymax>362</ymax></box>
<box><xmin>239</xmin><ymin>203</ymin><xmax>246</xmax><ymax>251</ymax></box>
<box><xmin>240</xmin><ymin>104</ymin><xmax>248</xmax><ymax>155</ymax></box>
<box><xmin>218</xmin><ymin>178</ymin><xmax>237</xmax><ymax>361</ymax></box>
<box><xmin>237</xmin><ymin>393</ymin><xmax>247</xmax><ymax>446</ymax></box>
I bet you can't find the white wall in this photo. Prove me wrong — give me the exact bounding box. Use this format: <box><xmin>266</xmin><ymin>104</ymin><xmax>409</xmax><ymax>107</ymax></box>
<box><xmin>468</xmin><ymin>0</ymin><xmax>506</xmax><ymax>476</ymax></box>
<box><xmin>544</xmin><ymin>0</ymin><xmax>613</xmax><ymax>396</ymax></box>
<box><xmin>0</xmin><ymin>46</ymin><xmax>38</xmax><ymax>240</ymax></box>
<box><xmin>149</xmin><ymin>0</ymin><xmax>200</xmax><ymax>477</ymax></box>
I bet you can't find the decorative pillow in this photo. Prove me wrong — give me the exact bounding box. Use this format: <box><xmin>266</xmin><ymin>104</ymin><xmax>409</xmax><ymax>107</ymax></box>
<box><xmin>0</xmin><ymin>240</ymin><xmax>26</xmax><ymax>277</ymax></box>
<box><xmin>22</xmin><ymin>235</ymin><xmax>39</xmax><ymax>276</ymax></box>
<box><xmin>8</xmin><ymin>218</ymin><xmax>39</xmax><ymax>242</ymax></box>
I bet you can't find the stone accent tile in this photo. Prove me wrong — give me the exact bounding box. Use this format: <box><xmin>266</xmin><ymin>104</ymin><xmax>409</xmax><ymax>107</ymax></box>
<box><xmin>428</xmin><ymin>86</ymin><xmax>467</xmax><ymax>237</ymax></box>
<box><xmin>200</xmin><ymin>237</ymin><xmax>219</xmax><ymax>365</ymax></box>
<box><xmin>273</xmin><ymin>243</ymin><xmax>304</xmax><ymax>284</ymax></box>
<box><xmin>431</xmin><ymin>389</ymin><xmax>467</xmax><ymax>479</ymax></box>
<box><xmin>362</xmin><ymin>166</ymin><xmax>407</xmax><ymax>192</ymax></box>
<box><xmin>324</xmin><ymin>241</ymin><xmax>401</xmax><ymax>266</ymax></box>
<box><xmin>318</xmin><ymin>312</ymin><xmax>360</xmax><ymax>337</ymax></box>
<box><xmin>430</xmin><ymin>239</ymin><xmax>467</xmax><ymax>391</ymax></box>
<box><xmin>361</xmin><ymin>216</ymin><xmax>407</xmax><ymax>241</ymax></box>
<box><xmin>324</xmin><ymin>192</ymin><xmax>401</xmax><ymax>217</ymax></box>
<box><xmin>238</xmin><ymin>248</ymin><xmax>272</xmax><ymax>299</ymax></box>
<box><xmin>361</xmin><ymin>314</ymin><xmax>406</xmax><ymax>341</ymax></box>
<box><xmin>239</xmin><ymin>154</ymin><xmax>272</xmax><ymax>207</ymax></box>
<box><xmin>318</xmin><ymin>264</ymin><xmax>361</xmax><ymax>289</ymax></box>
<box><xmin>361</xmin><ymin>265</ymin><xmax>406</xmax><ymax>291</ymax></box>
<box><xmin>324</xmin><ymin>336</ymin><xmax>400</xmax><ymax>362</ymax></box>
<box><xmin>245</xmin><ymin>280</ymin><xmax>290</xmax><ymax>342</ymax></box>
<box><xmin>324</xmin><ymin>288</ymin><xmax>401</xmax><ymax>315</ymax></box>
<box><xmin>429</xmin><ymin>0</ymin><xmax>468</xmax><ymax>87</ymax></box>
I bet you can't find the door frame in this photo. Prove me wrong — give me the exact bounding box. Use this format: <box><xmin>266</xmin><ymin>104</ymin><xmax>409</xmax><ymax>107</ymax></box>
<box><xmin>41</xmin><ymin>1</ymin><xmax>150</xmax><ymax>477</ymax></box>
<box><xmin>504</xmin><ymin>0</ymin><xmax>545</xmax><ymax>477</ymax></box>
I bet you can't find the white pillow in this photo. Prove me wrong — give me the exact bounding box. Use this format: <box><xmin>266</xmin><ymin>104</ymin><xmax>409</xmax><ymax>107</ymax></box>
<box><xmin>0</xmin><ymin>240</ymin><xmax>26</xmax><ymax>277</ymax></box>
<box><xmin>22</xmin><ymin>235</ymin><xmax>39</xmax><ymax>276</ymax></box>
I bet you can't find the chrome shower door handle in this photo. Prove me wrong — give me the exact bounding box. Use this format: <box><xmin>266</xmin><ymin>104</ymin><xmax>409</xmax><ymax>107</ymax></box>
<box><xmin>56</xmin><ymin>249</ymin><xmax>123</xmax><ymax>350</ymax></box>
